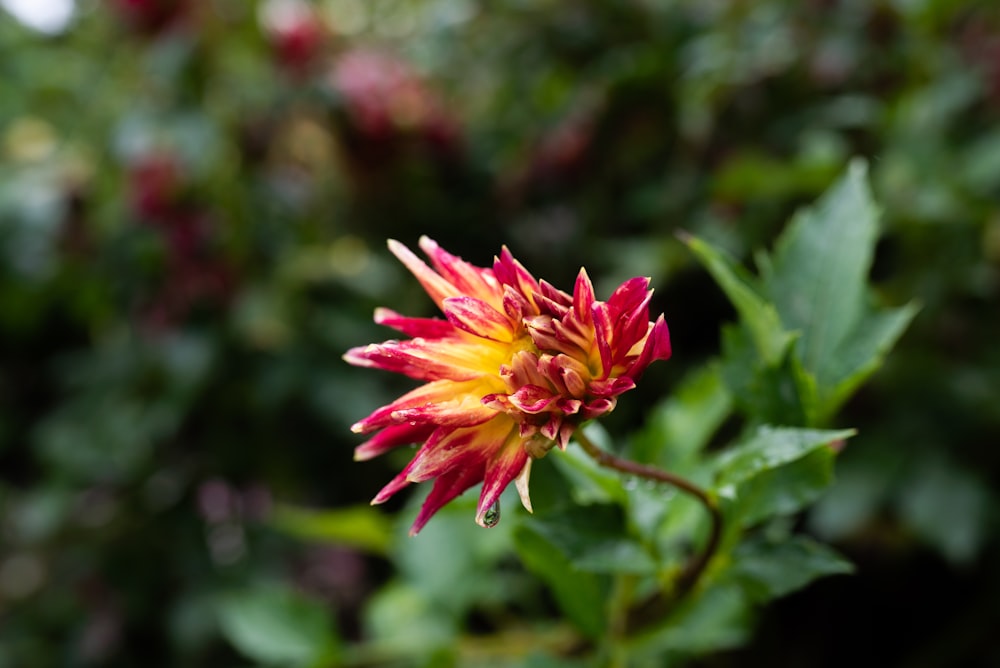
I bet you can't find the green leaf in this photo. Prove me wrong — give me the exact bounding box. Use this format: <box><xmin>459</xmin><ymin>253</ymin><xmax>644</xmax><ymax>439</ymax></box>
<box><xmin>683</xmin><ymin>233</ymin><xmax>795</xmax><ymax>366</ymax></box>
<box><xmin>270</xmin><ymin>504</ymin><xmax>393</xmax><ymax>556</ymax></box>
<box><xmin>822</xmin><ymin>302</ymin><xmax>920</xmax><ymax>416</ymax></box>
<box><xmin>521</xmin><ymin>504</ymin><xmax>658</xmax><ymax>575</ymax></box>
<box><xmin>714</xmin><ymin>426</ymin><xmax>855</xmax><ymax>491</ymax></box>
<box><xmin>628</xmin><ymin>362</ymin><xmax>733</xmax><ymax>470</ymax></box>
<box><xmin>513</xmin><ymin>525</ymin><xmax>608</xmax><ymax>639</ymax></box>
<box><xmin>763</xmin><ymin>160</ymin><xmax>878</xmax><ymax>374</ymax></box>
<box><xmin>216</xmin><ymin>584</ymin><xmax>338</xmax><ymax>668</ymax></box>
<box><xmin>729</xmin><ymin>534</ymin><xmax>854</xmax><ymax>603</ymax></box>
<box><xmin>735</xmin><ymin>447</ymin><xmax>836</xmax><ymax>527</ymax></box>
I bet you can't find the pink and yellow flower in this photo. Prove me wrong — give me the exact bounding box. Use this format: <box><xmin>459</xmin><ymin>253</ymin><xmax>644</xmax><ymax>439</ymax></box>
<box><xmin>344</xmin><ymin>237</ymin><xmax>671</xmax><ymax>534</ymax></box>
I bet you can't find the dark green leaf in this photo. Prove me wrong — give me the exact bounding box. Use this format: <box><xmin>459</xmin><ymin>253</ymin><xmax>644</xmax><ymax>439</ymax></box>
<box><xmin>729</xmin><ymin>535</ymin><xmax>854</xmax><ymax>602</ymax></box>
<box><xmin>683</xmin><ymin>233</ymin><xmax>795</xmax><ymax>366</ymax></box>
<box><xmin>714</xmin><ymin>426</ymin><xmax>853</xmax><ymax>492</ymax></box>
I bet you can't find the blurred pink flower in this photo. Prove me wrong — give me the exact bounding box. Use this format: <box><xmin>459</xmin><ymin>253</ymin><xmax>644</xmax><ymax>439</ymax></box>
<box><xmin>345</xmin><ymin>237</ymin><xmax>671</xmax><ymax>534</ymax></box>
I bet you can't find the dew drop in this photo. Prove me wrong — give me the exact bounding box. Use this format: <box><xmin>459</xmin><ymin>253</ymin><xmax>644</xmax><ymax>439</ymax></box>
<box><xmin>482</xmin><ymin>500</ymin><xmax>501</xmax><ymax>528</ymax></box>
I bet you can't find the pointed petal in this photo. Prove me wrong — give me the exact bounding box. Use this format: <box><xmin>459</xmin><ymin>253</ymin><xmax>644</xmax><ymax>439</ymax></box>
<box><xmin>406</xmin><ymin>417</ymin><xmax>514</xmax><ymax>483</ymax></box>
<box><xmin>626</xmin><ymin>315</ymin><xmax>672</xmax><ymax>379</ymax></box>
<box><xmin>374</xmin><ymin>307</ymin><xmax>455</xmax><ymax>338</ymax></box>
<box><xmin>476</xmin><ymin>437</ymin><xmax>529</xmax><ymax>527</ymax></box>
<box><xmin>418</xmin><ymin>236</ymin><xmax>501</xmax><ymax>305</ymax></box>
<box><xmin>351</xmin><ymin>379</ymin><xmax>496</xmax><ymax>434</ymax></box>
<box><xmin>343</xmin><ymin>336</ymin><xmax>508</xmax><ymax>381</ymax></box>
<box><xmin>387</xmin><ymin>239</ymin><xmax>459</xmax><ymax>308</ymax></box>
<box><xmin>591</xmin><ymin>302</ymin><xmax>614</xmax><ymax>379</ymax></box>
<box><xmin>493</xmin><ymin>246</ymin><xmax>540</xmax><ymax>306</ymax></box>
<box><xmin>443</xmin><ymin>296</ymin><xmax>515</xmax><ymax>342</ymax></box>
<box><xmin>514</xmin><ymin>458</ymin><xmax>533</xmax><ymax>514</ymax></box>
<box><xmin>572</xmin><ymin>268</ymin><xmax>596</xmax><ymax>321</ymax></box>
<box><xmin>410</xmin><ymin>459</ymin><xmax>486</xmax><ymax>535</ymax></box>
<box><xmin>354</xmin><ymin>422</ymin><xmax>434</xmax><ymax>461</ymax></box>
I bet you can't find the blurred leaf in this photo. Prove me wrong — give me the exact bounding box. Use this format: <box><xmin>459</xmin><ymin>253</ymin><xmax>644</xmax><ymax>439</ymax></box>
<box><xmin>632</xmin><ymin>583</ymin><xmax>752</xmax><ymax>656</ymax></box>
<box><xmin>627</xmin><ymin>362</ymin><xmax>733</xmax><ymax>470</ymax></box>
<box><xmin>552</xmin><ymin>427</ymin><xmax>628</xmax><ymax>507</ymax></box>
<box><xmin>521</xmin><ymin>504</ymin><xmax>657</xmax><ymax>575</ymax></box>
<box><xmin>762</xmin><ymin>160</ymin><xmax>917</xmax><ymax>419</ymax></box>
<box><xmin>363</xmin><ymin>582</ymin><xmax>457</xmax><ymax>658</ymax></box>
<box><xmin>728</xmin><ymin>534</ymin><xmax>854</xmax><ymax>603</ymax></box>
<box><xmin>216</xmin><ymin>584</ymin><xmax>339</xmax><ymax>668</ymax></box>
<box><xmin>683</xmin><ymin>233</ymin><xmax>795</xmax><ymax>366</ymax></box>
<box><xmin>396</xmin><ymin>494</ymin><xmax>522</xmax><ymax>615</ymax></box>
<box><xmin>513</xmin><ymin>525</ymin><xmax>608</xmax><ymax>639</ymax></box>
<box><xmin>270</xmin><ymin>504</ymin><xmax>393</xmax><ymax>555</ymax></box>
<box><xmin>896</xmin><ymin>453</ymin><xmax>993</xmax><ymax>565</ymax></box>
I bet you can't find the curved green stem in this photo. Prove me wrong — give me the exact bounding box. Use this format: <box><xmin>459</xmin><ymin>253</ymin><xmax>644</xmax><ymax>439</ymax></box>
<box><xmin>573</xmin><ymin>430</ymin><xmax>723</xmax><ymax>598</ymax></box>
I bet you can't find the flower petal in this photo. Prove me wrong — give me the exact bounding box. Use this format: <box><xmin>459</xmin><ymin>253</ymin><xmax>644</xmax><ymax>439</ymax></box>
<box><xmin>343</xmin><ymin>336</ymin><xmax>509</xmax><ymax>381</ymax></box>
<box><xmin>351</xmin><ymin>379</ymin><xmax>497</xmax><ymax>434</ymax></box>
<box><xmin>410</xmin><ymin>460</ymin><xmax>487</xmax><ymax>535</ymax></box>
<box><xmin>443</xmin><ymin>296</ymin><xmax>515</xmax><ymax>342</ymax></box>
<box><xmin>354</xmin><ymin>422</ymin><xmax>434</xmax><ymax>461</ymax></box>
<box><xmin>476</xmin><ymin>436</ymin><xmax>529</xmax><ymax>527</ymax></box>
<box><xmin>419</xmin><ymin>236</ymin><xmax>501</xmax><ymax>306</ymax></box>
<box><xmin>387</xmin><ymin>239</ymin><xmax>460</xmax><ymax>308</ymax></box>
<box><xmin>374</xmin><ymin>307</ymin><xmax>455</xmax><ymax>338</ymax></box>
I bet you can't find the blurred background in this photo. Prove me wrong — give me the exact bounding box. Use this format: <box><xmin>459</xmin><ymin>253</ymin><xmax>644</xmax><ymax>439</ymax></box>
<box><xmin>1</xmin><ymin>0</ymin><xmax>999</xmax><ymax>666</ymax></box>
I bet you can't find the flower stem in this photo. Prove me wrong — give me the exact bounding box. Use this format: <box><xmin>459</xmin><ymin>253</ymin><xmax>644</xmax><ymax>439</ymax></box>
<box><xmin>573</xmin><ymin>430</ymin><xmax>723</xmax><ymax>597</ymax></box>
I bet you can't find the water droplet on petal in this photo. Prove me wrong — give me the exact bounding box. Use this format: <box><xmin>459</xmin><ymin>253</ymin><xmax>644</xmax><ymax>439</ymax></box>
<box><xmin>482</xmin><ymin>499</ymin><xmax>501</xmax><ymax>528</ymax></box>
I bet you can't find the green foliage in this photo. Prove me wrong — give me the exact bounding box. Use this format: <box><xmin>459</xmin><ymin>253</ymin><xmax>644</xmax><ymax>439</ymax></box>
<box><xmin>216</xmin><ymin>584</ymin><xmax>340</xmax><ymax>667</ymax></box>
<box><xmin>686</xmin><ymin>163</ymin><xmax>919</xmax><ymax>426</ymax></box>
<box><xmin>3</xmin><ymin>1</ymin><xmax>998</xmax><ymax>667</ymax></box>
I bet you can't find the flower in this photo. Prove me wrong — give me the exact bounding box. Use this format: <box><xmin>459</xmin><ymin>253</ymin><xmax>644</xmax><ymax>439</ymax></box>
<box><xmin>344</xmin><ymin>237</ymin><xmax>671</xmax><ymax>534</ymax></box>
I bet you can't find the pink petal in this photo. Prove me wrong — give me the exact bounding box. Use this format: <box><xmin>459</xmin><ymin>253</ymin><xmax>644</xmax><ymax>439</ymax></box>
<box><xmin>410</xmin><ymin>459</ymin><xmax>487</xmax><ymax>535</ymax></box>
<box><xmin>475</xmin><ymin>438</ymin><xmax>529</xmax><ymax>527</ymax></box>
<box><xmin>406</xmin><ymin>417</ymin><xmax>514</xmax><ymax>483</ymax></box>
<box><xmin>351</xmin><ymin>379</ymin><xmax>492</xmax><ymax>434</ymax></box>
<box><xmin>343</xmin><ymin>337</ymin><xmax>506</xmax><ymax>382</ymax></box>
<box><xmin>387</xmin><ymin>239</ymin><xmax>460</xmax><ymax>308</ymax></box>
<box><xmin>418</xmin><ymin>236</ymin><xmax>501</xmax><ymax>305</ymax></box>
<box><xmin>572</xmin><ymin>268</ymin><xmax>596</xmax><ymax>321</ymax></box>
<box><xmin>626</xmin><ymin>315</ymin><xmax>672</xmax><ymax>379</ymax></box>
<box><xmin>508</xmin><ymin>385</ymin><xmax>558</xmax><ymax>413</ymax></box>
<box><xmin>493</xmin><ymin>247</ymin><xmax>540</xmax><ymax>305</ymax></box>
<box><xmin>591</xmin><ymin>302</ymin><xmax>614</xmax><ymax>379</ymax></box>
<box><xmin>354</xmin><ymin>422</ymin><xmax>434</xmax><ymax>461</ymax></box>
<box><xmin>442</xmin><ymin>296</ymin><xmax>514</xmax><ymax>342</ymax></box>
<box><xmin>374</xmin><ymin>307</ymin><xmax>455</xmax><ymax>338</ymax></box>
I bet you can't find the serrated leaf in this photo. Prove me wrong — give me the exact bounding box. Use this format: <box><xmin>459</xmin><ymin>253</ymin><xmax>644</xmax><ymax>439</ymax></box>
<box><xmin>270</xmin><ymin>504</ymin><xmax>393</xmax><ymax>555</ymax></box>
<box><xmin>822</xmin><ymin>302</ymin><xmax>919</xmax><ymax>416</ymax></box>
<box><xmin>764</xmin><ymin>160</ymin><xmax>878</xmax><ymax>374</ymax></box>
<box><xmin>216</xmin><ymin>584</ymin><xmax>338</xmax><ymax>668</ymax></box>
<box><xmin>729</xmin><ymin>535</ymin><xmax>854</xmax><ymax>602</ymax></box>
<box><xmin>522</xmin><ymin>504</ymin><xmax>658</xmax><ymax>575</ymax></box>
<box><xmin>683</xmin><ymin>233</ymin><xmax>795</xmax><ymax>365</ymax></box>
<box><xmin>714</xmin><ymin>426</ymin><xmax>854</xmax><ymax>491</ymax></box>
<box><xmin>513</xmin><ymin>526</ymin><xmax>608</xmax><ymax>639</ymax></box>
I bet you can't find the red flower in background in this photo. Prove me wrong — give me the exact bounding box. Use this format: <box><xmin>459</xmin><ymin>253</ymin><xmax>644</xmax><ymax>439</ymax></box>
<box><xmin>344</xmin><ymin>238</ymin><xmax>671</xmax><ymax>534</ymax></box>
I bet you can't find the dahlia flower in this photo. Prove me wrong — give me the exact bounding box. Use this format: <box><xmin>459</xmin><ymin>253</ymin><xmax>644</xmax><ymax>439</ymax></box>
<box><xmin>344</xmin><ymin>237</ymin><xmax>671</xmax><ymax>534</ymax></box>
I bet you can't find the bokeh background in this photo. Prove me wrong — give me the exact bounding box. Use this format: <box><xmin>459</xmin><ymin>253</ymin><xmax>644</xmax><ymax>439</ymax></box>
<box><xmin>2</xmin><ymin>0</ymin><xmax>999</xmax><ymax>666</ymax></box>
